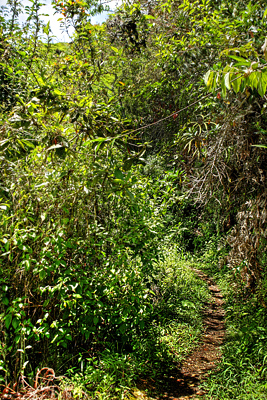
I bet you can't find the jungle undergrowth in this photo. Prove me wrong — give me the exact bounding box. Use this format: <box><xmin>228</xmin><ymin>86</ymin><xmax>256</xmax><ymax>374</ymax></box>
<box><xmin>60</xmin><ymin>248</ymin><xmax>210</xmax><ymax>399</ymax></box>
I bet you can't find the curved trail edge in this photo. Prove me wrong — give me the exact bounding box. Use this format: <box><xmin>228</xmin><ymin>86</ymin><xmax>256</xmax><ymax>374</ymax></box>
<box><xmin>134</xmin><ymin>268</ymin><xmax>226</xmax><ymax>400</ymax></box>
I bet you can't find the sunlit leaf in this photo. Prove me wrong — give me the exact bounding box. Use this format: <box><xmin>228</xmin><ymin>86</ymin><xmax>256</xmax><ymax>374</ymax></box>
<box><xmin>228</xmin><ymin>55</ymin><xmax>251</xmax><ymax>66</ymax></box>
<box><xmin>224</xmin><ymin>72</ymin><xmax>231</xmax><ymax>90</ymax></box>
<box><xmin>231</xmin><ymin>74</ymin><xmax>242</xmax><ymax>93</ymax></box>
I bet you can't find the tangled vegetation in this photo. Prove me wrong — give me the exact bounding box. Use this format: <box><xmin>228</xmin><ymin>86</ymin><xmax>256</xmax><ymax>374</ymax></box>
<box><xmin>0</xmin><ymin>0</ymin><xmax>267</xmax><ymax>398</ymax></box>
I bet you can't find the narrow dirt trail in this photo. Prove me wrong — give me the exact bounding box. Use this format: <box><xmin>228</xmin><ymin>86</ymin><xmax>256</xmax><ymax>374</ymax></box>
<box><xmin>133</xmin><ymin>268</ymin><xmax>226</xmax><ymax>399</ymax></box>
<box><xmin>176</xmin><ymin>268</ymin><xmax>226</xmax><ymax>399</ymax></box>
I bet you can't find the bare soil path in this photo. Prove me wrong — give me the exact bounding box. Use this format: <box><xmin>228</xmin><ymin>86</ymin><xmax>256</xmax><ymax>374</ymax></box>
<box><xmin>132</xmin><ymin>268</ymin><xmax>226</xmax><ymax>399</ymax></box>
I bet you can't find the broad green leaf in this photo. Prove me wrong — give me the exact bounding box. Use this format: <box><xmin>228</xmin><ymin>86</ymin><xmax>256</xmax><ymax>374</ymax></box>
<box><xmin>221</xmin><ymin>75</ymin><xmax>226</xmax><ymax>98</ymax></box>
<box><xmin>223</xmin><ymin>64</ymin><xmax>231</xmax><ymax>74</ymax></box>
<box><xmin>258</xmin><ymin>71</ymin><xmax>267</xmax><ymax>96</ymax></box>
<box><xmin>231</xmin><ymin>74</ymin><xmax>242</xmax><ymax>93</ymax></box>
<box><xmin>73</xmin><ymin>294</ymin><xmax>82</xmax><ymax>299</ymax></box>
<box><xmin>21</xmin><ymin>140</ymin><xmax>35</xmax><ymax>149</ymax></box>
<box><xmin>2</xmin><ymin>297</ymin><xmax>9</xmax><ymax>306</ymax></box>
<box><xmin>39</xmin><ymin>269</ymin><xmax>46</xmax><ymax>280</ymax></box>
<box><xmin>257</xmin><ymin>78</ymin><xmax>266</xmax><ymax>97</ymax></box>
<box><xmin>251</xmin><ymin>62</ymin><xmax>259</xmax><ymax>70</ymax></box>
<box><xmin>247</xmin><ymin>72</ymin><xmax>258</xmax><ymax>90</ymax></box>
<box><xmin>54</xmin><ymin>89</ymin><xmax>65</xmax><ymax>96</ymax></box>
<box><xmin>207</xmin><ymin>71</ymin><xmax>214</xmax><ymax>90</ymax></box>
<box><xmin>114</xmin><ymin>168</ymin><xmax>124</xmax><ymax>180</ymax></box>
<box><xmin>5</xmin><ymin>314</ymin><xmax>12</xmax><ymax>329</ymax></box>
<box><xmin>228</xmin><ymin>55</ymin><xmax>251</xmax><ymax>66</ymax></box>
<box><xmin>111</xmin><ymin>46</ymin><xmax>119</xmax><ymax>53</ymax></box>
<box><xmin>126</xmin><ymin>190</ymin><xmax>134</xmax><ymax>201</ymax></box>
<box><xmin>43</xmin><ymin>21</ymin><xmax>50</xmax><ymax>35</ymax></box>
<box><xmin>12</xmin><ymin>318</ymin><xmax>19</xmax><ymax>330</ymax></box>
<box><xmin>113</xmin><ymin>179</ymin><xmax>124</xmax><ymax>184</ymax></box>
<box><xmin>211</xmin><ymin>72</ymin><xmax>219</xmax><ymax>91</ymax></box>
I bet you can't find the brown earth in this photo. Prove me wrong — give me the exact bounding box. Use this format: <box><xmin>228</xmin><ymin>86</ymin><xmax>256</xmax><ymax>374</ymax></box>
<box><xmin>132</xmin><ymin>268</ymin><xmax>226</xmax><ymax>400</ymax></box>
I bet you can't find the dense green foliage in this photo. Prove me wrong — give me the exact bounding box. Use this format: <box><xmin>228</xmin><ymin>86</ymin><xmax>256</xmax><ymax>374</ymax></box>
<box><xmin>0</xmin><ymin>0</ymin><xmax>267</xmax><ymax>398</ymax></box>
